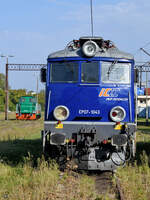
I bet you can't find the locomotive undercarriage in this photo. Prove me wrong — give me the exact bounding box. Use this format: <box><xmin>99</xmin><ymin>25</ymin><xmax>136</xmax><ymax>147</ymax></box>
<box><xmin>42</xmin><ymin>122</ymin><xmax>136</xmax><ymax>171</ymax></box>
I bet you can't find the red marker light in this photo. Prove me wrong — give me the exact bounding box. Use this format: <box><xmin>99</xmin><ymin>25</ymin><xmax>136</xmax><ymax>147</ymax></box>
<box><xmin>112</xmin><ymin>111</ymin><xmax>117</xmax><ymax>117</ymax></box>
<box><xmin>102</xmin><ymin>140</ymin><xmax>108</xmax><ymax>144</ymax></box>
<box><xmin>70</xmin><ymin>139</ymin><xmax>75</xmax><ymax>143</ymax></box>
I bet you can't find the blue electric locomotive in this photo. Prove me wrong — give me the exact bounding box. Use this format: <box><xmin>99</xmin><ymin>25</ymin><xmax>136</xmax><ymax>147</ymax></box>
<box><xmin>41</xmin><ymin>36</ymin><xmax>137</xmax><ymax>171</ymax></box>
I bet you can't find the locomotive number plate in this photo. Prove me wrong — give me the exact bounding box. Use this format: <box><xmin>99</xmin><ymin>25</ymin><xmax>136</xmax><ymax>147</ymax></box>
<box><xmin>79</xmin><ymin>110</ymin><xmax>100</xmax><ymax>115</ymax></box>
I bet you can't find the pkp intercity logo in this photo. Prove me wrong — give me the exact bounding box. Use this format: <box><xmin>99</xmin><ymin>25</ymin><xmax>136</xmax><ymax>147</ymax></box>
<box><xmin>99</xmin><ymin>88</ymin><xmax>120</xmax><ymax>97</ymax></box>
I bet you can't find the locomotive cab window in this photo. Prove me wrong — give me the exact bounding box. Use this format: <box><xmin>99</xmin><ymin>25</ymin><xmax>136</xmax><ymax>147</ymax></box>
<box><xmin>50</xmin><ymin>62</ymin><xmax>78</xmax><ymax>83</ymax></box>
<box><xmin>81</xmin><ymin>62</ymin><xmax>99</xmax><ymax>83</ymax></box>
<box><xmin>29</xmin><ymin>98</ymin><xmax>36</xmax><ymax>103</ymax></box>
<box><xmin>20</xmin><ymin>98</ymin><xmax>25</xmax><ymax>103</ymax></box>
<box><xmin>101</xmin><ymin>62</ymin><xmax>131</xmax><ymax>84</ymax></box>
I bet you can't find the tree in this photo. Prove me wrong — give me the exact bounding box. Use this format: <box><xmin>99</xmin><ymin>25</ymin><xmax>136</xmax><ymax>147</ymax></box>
<box><xmin>0</xmin><ymin>89</ymin><xmax>5</xmax><ymax>111</ymax></box>
<box><xmin>0</xmin><ymin>73</ymin><xmax>5</xmax><ymax>90</ymax></box>
<box><xmin>0</xmin><ymin>73</ymin><xmax>5</xmax><ymax>112</ymax></box>
<box><xmin>0</xmin><ymin>74</ymin><xmax>45</xmax><ymax>112</ymax></box>
<box><xmin>38</xmin><ymin>90</ymin><xmax>45</xmax><ymax>111</ymax></box>
<box><xmin>9</xmin><ymin>89</ymin><xmax>27</xmax><ymax>111</ymax></box>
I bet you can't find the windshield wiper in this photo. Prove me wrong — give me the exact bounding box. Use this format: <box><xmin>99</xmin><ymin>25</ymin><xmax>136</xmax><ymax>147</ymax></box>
<box><xmin>107</xmin><ymin>59</ymin><xmax>118</xmax><ymax>79</ymax></box>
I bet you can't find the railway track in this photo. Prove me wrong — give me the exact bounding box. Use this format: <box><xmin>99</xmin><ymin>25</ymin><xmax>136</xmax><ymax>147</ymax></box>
<box><xmin>115</xmin><ymin>175</ymin><xmax>125</xmax><ymax>200</ymax></box>
<box><xmin>64</xmin><ymin>160</ymin><xmax>125</xmax><ymax>199</ymax></box>
<box><xmin>89</xmin><ymin>171</ymin><xmax>125</xmax><ymax>200</ymax></box>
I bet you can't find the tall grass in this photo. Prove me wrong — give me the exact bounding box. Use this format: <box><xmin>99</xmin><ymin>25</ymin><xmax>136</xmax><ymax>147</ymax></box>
<box><xmin>1</xmin><ymin>113</ymin><xmax>150</xmax><ymax>199</ymax></box>
<box><xmin>0</xmin><ymin>157</ymin><xmax>98</xmax><ymax>200</ymax></box>
<box><xmin>116</xmin><ymin>153</ymin><xmax>150</xmax><ymax>200</ymax></box>
<box><xmin>0</xmin><ymin>113</ymin><xmax>100</xmax><ymax>200</ymax></box>
<box><xmin>116</xmin><ymin>120</ymin><xmax>150</xmax><ymax>200</ymax></box>
<box><xmin>0</xmin><ymin>112</ymin><xmax>43</xmax><ymax>165</ymax></box>
<box><xmin>0</xmin><ymin>112</ymin><xmax>43</xmax><ymax>141</ymax></box>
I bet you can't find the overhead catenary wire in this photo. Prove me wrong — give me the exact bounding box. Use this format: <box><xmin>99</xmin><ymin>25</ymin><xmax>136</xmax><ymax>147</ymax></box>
<box><xmin>140</xmin><ymin>48</ymin><xmax>150</xmax><ymax>57</ymax></box>
<box><xmin>141</xmin><ymin>41</ymin><xmax>150</xmax><ymax>49</ymax></box>
<box><xmin>133</xmin><ymin>41</ymin><xmax>150</xmax><ymax>57</ymax></box>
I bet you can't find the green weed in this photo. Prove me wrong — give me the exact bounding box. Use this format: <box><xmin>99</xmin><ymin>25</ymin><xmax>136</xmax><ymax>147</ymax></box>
<box><xmin>116</xmin><ymin>120</ymin><xmax>150</xmax><ymax>200</ymax></box>
<box><xmin>0</xmin><ymin>113</ymin><xmax>99</xmax><ymax>200</ymax></box>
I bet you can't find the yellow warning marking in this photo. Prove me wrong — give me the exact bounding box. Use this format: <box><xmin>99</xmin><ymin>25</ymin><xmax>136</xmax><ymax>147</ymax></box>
<box><xmin>65</xmin><ymin>139</ymin><xmax>69</xmax><ymax>143</ymax></box>
<box><xmin>114</xmin><ymin>124</ymin><xmax>122</xmax><ymax>130</ymax></box>
<box><xmin>55</xmin><ymin>123</ymin><xmax>63</xmax><ymax>129</ymax></box>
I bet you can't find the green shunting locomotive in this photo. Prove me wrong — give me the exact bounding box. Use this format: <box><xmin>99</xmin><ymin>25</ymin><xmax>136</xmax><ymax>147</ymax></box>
<box><xmin>16</xmin><ymin>96</ymin><xmax>41</xmax><ymax>120</ymax></box>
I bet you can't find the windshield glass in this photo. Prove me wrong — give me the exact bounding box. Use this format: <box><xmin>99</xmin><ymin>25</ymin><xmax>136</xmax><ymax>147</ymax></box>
<box><xmin>20</xmin><ymin>97</ymin><xmax>25</xmax><ymax>103</ymax></box>
<box><xmin>81</xmin><ymin>62</ymin><xmax>99</xmax><ymax>83</ymax></box>
<box><xmin>101</xmin><ymin>62</ymin><xmax>131</xmax><ymax>84</ymax></box>
<box><xmin>29</xmin><ymin>98</ymin><xmax>36</xmax><ymax>103</ymax></box>
<box><xmin>50</xmin><ymin>62</ymin><xmax>78</xmax><ymax>83</ymax></box>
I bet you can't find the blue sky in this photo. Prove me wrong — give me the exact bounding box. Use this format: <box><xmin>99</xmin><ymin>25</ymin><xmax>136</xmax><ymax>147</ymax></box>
<box><xmin>0</xmin><ymin>0</ymin><xmax>150</xmax><ymax>91</ymax></box>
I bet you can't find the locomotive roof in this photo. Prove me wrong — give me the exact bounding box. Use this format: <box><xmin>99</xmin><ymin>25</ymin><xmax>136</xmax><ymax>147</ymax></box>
<box><xmin>48</xmin><ymin>47</ymin><xmax>133</xmax><ymax>60</ymax></box>
<box><xmin>48</xmin><ymin>37</ymin><xmax>133</xmax><ymax>60</ymax></box>
<box><xmin>20</xmin><ymin>96</ymin><xmax>36</xmax><ymax>98</ymax></box>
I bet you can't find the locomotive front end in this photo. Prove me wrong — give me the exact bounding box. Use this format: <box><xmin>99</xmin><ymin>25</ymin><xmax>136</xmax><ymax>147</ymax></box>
<box><xmin>41</xmin><ymin>36</ymin><xmax>136</xmax><ymax>171</ymax></box>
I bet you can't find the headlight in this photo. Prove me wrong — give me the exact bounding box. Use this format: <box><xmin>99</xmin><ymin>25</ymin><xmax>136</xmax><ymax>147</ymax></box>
<box><xmin>110</xmin><ymin>106</ymin><xmax>126</xmax><ymax>122</ymax></box>
<box><xmin>53</xmin><ymin>106</ymin><xmax>69</xmax><ymax>121</ymax></box>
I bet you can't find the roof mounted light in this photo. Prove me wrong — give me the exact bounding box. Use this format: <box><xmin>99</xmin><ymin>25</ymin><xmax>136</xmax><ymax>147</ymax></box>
<box><xmin>82</xmin><ymin>40</ymin><xmax>98</xmax><ymax>57</ymax></box>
